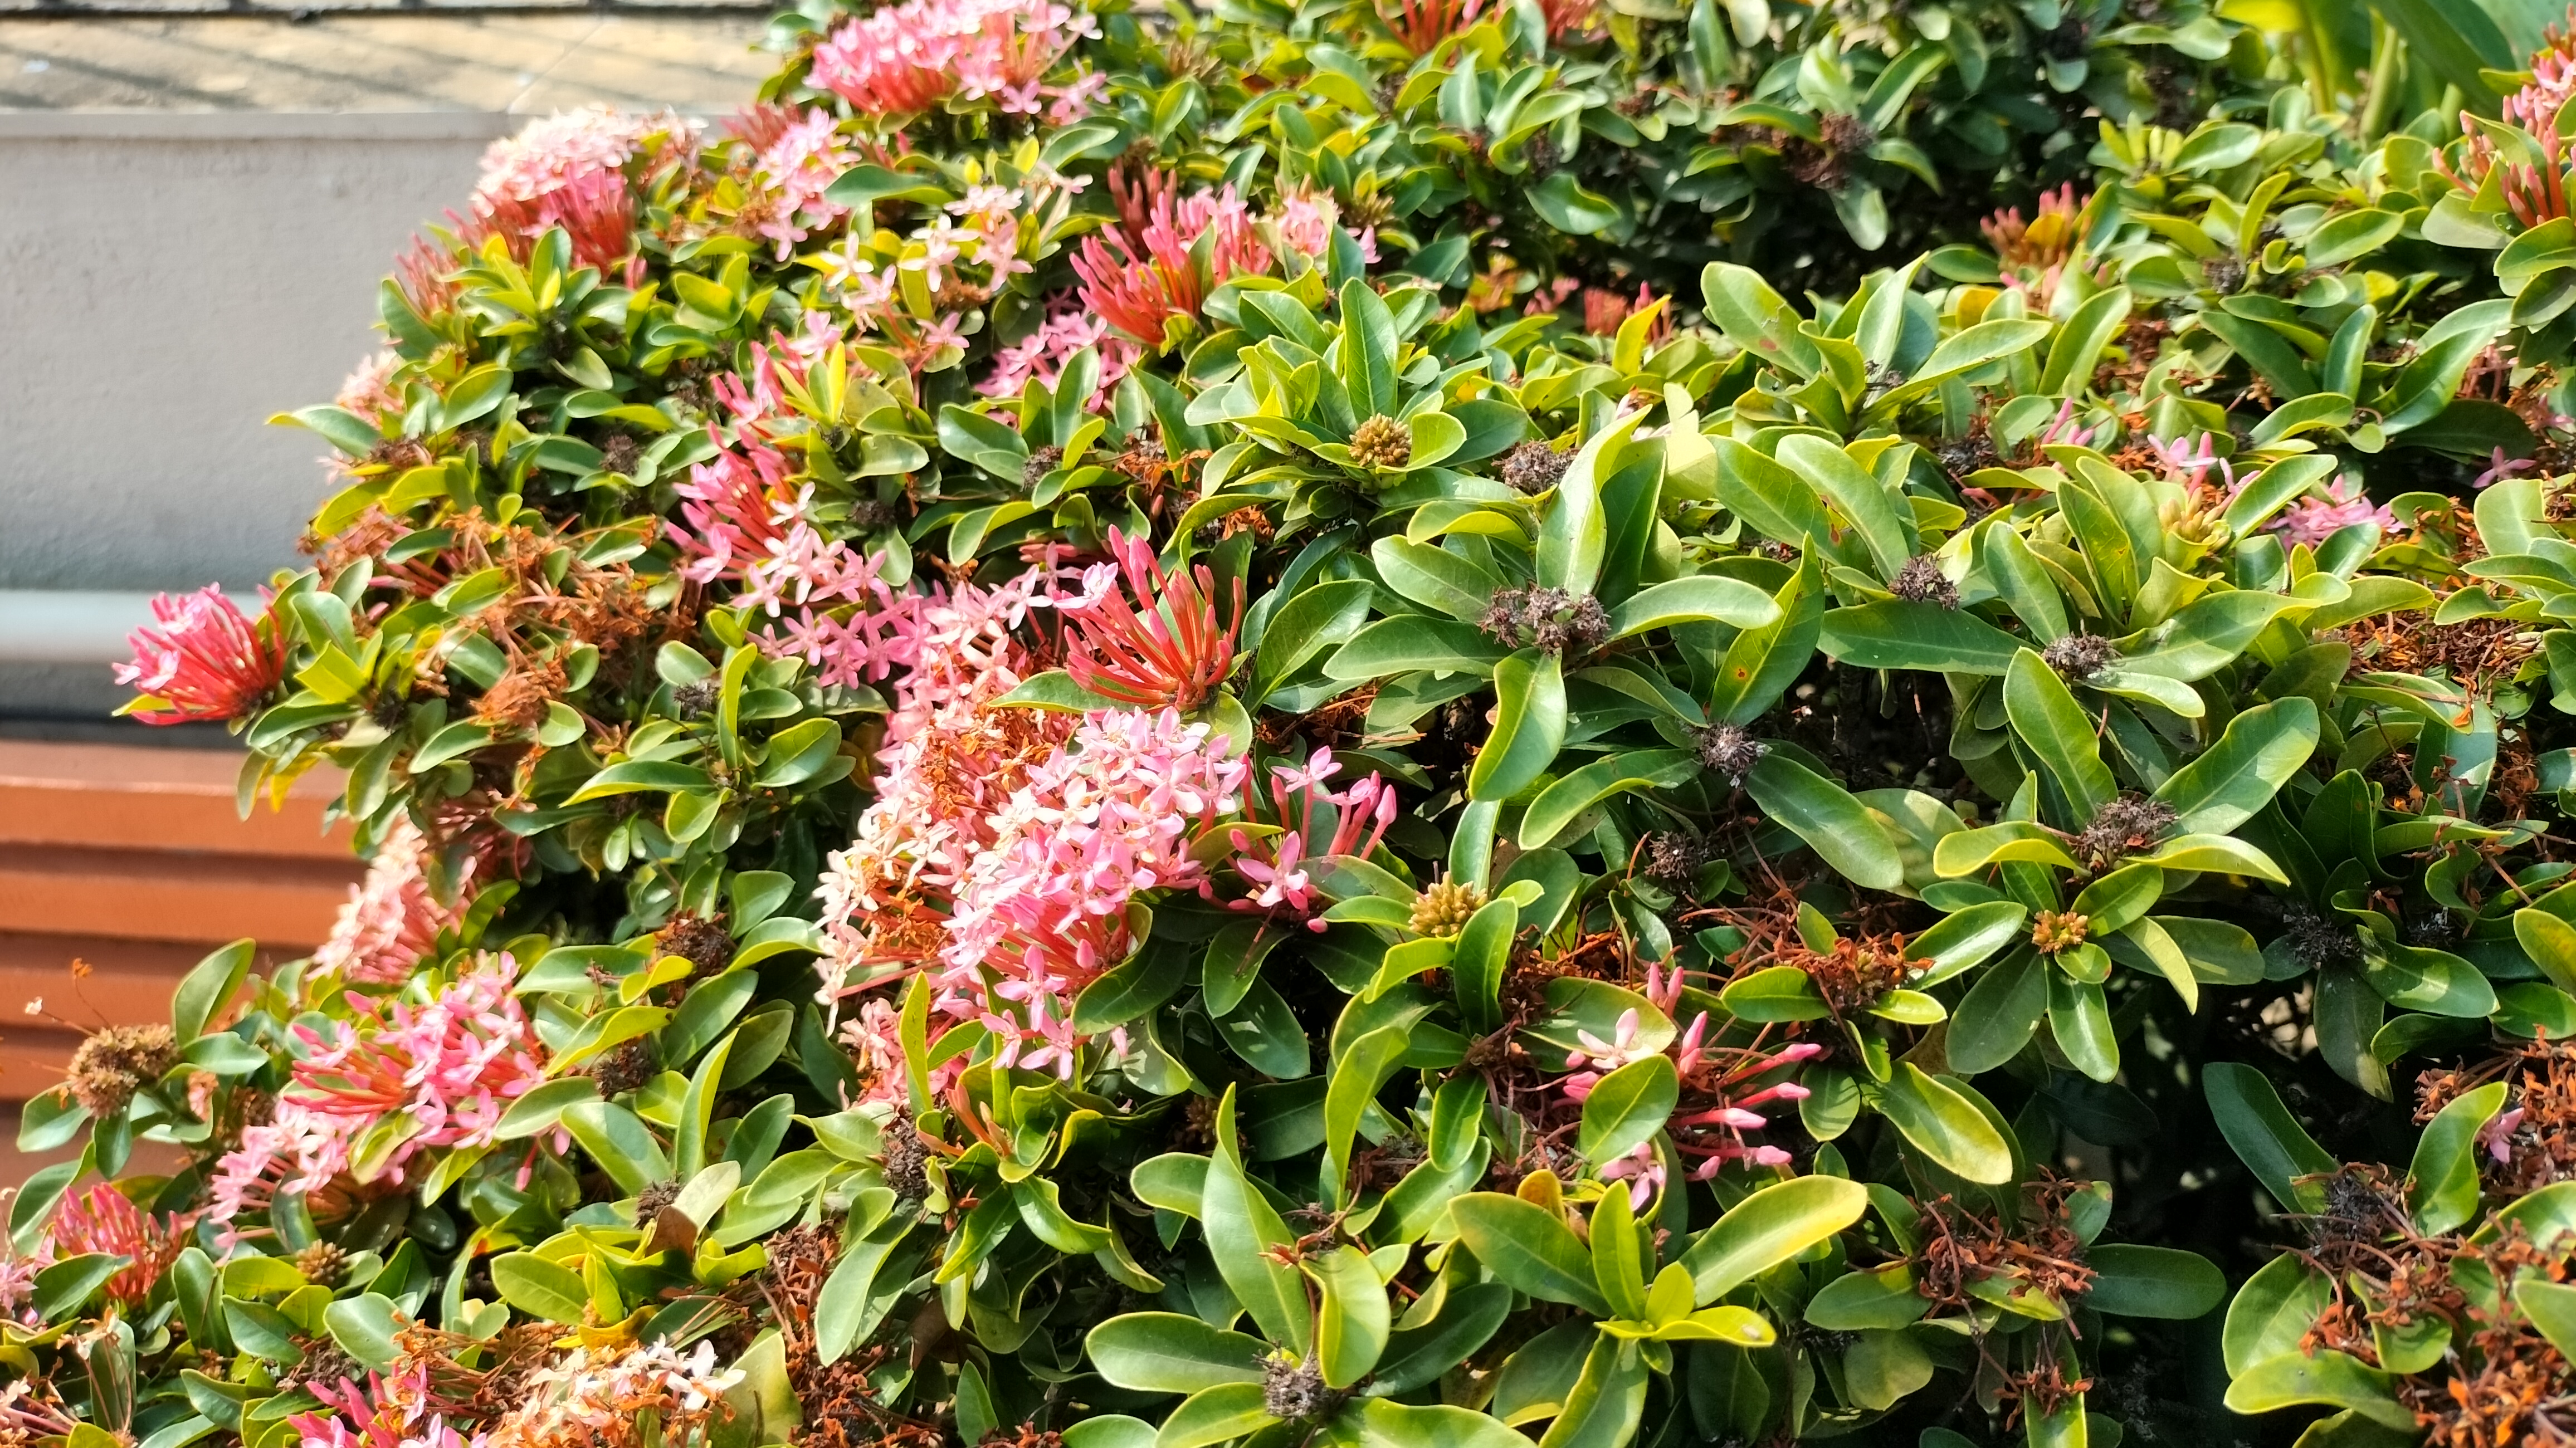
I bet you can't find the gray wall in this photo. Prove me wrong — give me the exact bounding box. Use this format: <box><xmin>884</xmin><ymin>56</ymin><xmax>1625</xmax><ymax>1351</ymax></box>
<box><xmin>0</xmin><ymin>112</ymin><xmax>511</xmax><ymax>717</ymax></box>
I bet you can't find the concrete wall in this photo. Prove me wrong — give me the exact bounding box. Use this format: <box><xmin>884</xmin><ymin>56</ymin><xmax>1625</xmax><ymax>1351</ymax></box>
<box><xmin>0</xmin><ymin>112</ymin><xmax>508</xmax><ymax>716</ymax></box>
<box><xmin>0</xmin><ymin>111</ymin><xmax>511</xmax><ymax>594</ymax></box>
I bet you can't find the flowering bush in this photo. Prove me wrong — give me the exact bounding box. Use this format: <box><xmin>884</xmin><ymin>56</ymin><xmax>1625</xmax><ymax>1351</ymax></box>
<box><xmin>38</xmin><ymin>3</ymin><xmax>2576</xmax><ymax>1448</ymax></box>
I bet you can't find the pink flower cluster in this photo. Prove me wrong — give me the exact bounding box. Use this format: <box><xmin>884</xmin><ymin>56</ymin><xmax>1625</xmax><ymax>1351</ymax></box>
<box><xmin>2268</xmin><ymin>474</ymin><xmax>2394</xmax><ymax>550</ymax></box>
<box><xmin>1218</xmin><ymin>749</ymin><xmax>1396</xmax><ymax>928</ymax></box>
<box><xmin>47</xmin><ymin>1182</ymin><xmax>188</xmax><ymax>1303</ymax></box>
<box><xmin>810</xmin><ymin>0</ymin><xmax>1099</xmax><ymax>119</ymax></box>
<box><xmin>315</xmin><ymin>817</ymin><xmax>473</xmax><ymax>986</ymax></box>
<box><xmin>115</xmin><ymin>584</ymin><xmax>289</xmax><ymax>726</ymax></box>
<box><xmin>818</xmin><ymin>568</ymin><xmax>1074</xmax><ymax>1034</ymax></box>
<box><xmin>336</xmin><ymin>350</ymin><xmax>403</xmax><ymax>427</ymax></box>
<box><xmin>475</xmin><ymin>106</ymin><xmax>691</xmax><ymax>205</ymax></box>
<box><xmin>484</xmin><ymin>1342</ymin><xmax>741</xmax><ymax>1448</ymax></box>
<box><xmin>467</xmin><ymin>107</ymin><xmax>695</xmax><ymax>280</ymax></box>
<box><xmin>738</xmin><ymin>107</ymin><xmax>862</xmax><ymax>259</ymax></box>
<box><xmin>1271</xmin><ymin>185</ymin><xmax>1379</xmax><ymax>266</ymax></box>
<box><xmin>2151</xmin><ymin>433</ymin><xmax>2394</xmax><ymax>549</ymax></box>
<box><xmin>1560</xmin><ymin>966</ymin><xmax>1821</xmax><ymax>1205</ymax></box>
<box><xmin>942</xmin><ymin>708</ymin><xmax>1246</xmax><ymax>1074</ymax></box>
<box><xmin>980</xmin><ymin>294</ymin><xmax>1138</xmax><ymax>403</ymax></box>
<box><xmin>210</xmin><ymin>955</ymin><xmax>551</xmax><ymax>1221</ymax></box>
<box><xmin>665</xmin><ymin>439</ymin><xmax>928</xmax><ymax>689</ymax></box>
<box><xmin>294</xmin><ymin>1367</ymin><xmax>481</xmax><ymax>1448</ymax></box>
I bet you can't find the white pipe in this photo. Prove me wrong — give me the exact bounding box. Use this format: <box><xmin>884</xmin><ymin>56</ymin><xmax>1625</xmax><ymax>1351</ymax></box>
<box><xmin>0</xmin><ymin>591</ymin><xmax>160</xmax><ymax>664</ymax></box>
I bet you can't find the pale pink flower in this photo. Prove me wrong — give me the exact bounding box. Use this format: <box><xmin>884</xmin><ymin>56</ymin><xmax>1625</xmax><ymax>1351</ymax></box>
<box><xmin>939</xmin><ymin>707</ymin><xmax>1247</xmax><ymax>1074</ymax></box>
<box><xmin>484</xmin><ymin>1342</ymin><xmax>740</xmax><ymax>1448</ymax></box>
<box><xmin>1598</xmin><ymin>1141</ymin><xmax>1666</xmax><ymax>1210</ymax></box>
<box><xmin>475</xmin><ymin>106</ymin><xmax>693</xmax><ymax>203</ymax></box>
<box><xmin>1270</xmin><ymin>186</ymin><xmax>1378</xmax><ymax>266</ymax></box>
<box><xmin>2484</xmin><ymin>1104</ymin><xmax>2528</xmax><ymax>1163</ymax></box>
<box><xmin>336</xmin><ymin>351</ymin><xmax>403</xmax><ymax>427</ymax></box>
<box><xmin>2036</xmin><ymin>398</ymin><xmax>2100</xmax><ymax>451</ymax></box>
<box><xmin>315</xmin><ymin>817</ymin><xmax>471</xmax><ymax>986</ymax></box>
<box><xmin>1674</xmin><ymin>1041</ymin><xmax>1821</xmax><ymax>1180</ymax></box>
<box><xmin>745</xmin><ymin>108</ymin><xmax>861</xmax><ymax>258</ymax></box>
<box><xmin>979</xmin><ymin>295</ymin><xmax>1136</xmax><ymax>403</ymax></box>
<box><xmin>2267</xmin><ymin>473</ymin><xmax>2394</xmax><ymax>550</ymax></box>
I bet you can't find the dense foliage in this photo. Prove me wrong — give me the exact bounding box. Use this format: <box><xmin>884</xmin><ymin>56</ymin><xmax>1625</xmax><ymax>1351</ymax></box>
<box><xmin>47</xmin><ymin>1</ymin><xmax>2576</xmax><ymax>1446</ymax></box>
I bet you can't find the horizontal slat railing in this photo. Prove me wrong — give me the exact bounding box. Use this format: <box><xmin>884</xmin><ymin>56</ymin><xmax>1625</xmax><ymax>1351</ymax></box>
<box><xmin>0</xmin><ymin>741</ymin><xmax>355</xmax><ymax>1104</ymax></box>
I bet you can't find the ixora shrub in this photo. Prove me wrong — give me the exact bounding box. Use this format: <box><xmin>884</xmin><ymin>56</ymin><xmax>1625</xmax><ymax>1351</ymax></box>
<box><xmin>50</xmin><ymin>2</ymin><xmax>2576</xmax><ymax>1447</ymax></box>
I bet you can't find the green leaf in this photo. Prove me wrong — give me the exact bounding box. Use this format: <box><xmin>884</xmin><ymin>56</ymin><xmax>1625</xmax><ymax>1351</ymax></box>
<box><xmin>1368</xmin><ymin>539</ymin><xmax>1497</xmax><ymax>623</ymax></box>
<box><xmin>2408</xmin><ymin>1081</ymin><xmax>2507</xmax><ymax>1235</ymax></box>
<box><xmin>1679</xmin><ymin>1175</ymin><xmax>1870</xmax><ymax>1302</ymax></box>
<box><xmin>2223</xmin><ymin>1351</ymin><xmax>2411</xmax><ymax>1430</ymax></box>
<box><xmin>814</xmin><ymin>1226</ymin><xmax>904</xmax><ymax>1364</ymax></box>
<box><xmin>324</xmin><ymin>1294</ymin><xmax>402</xmax><ymax>1371</ymax></box>
<box><xmin>1907</xmin><ymin>902</ymin><xmax>2030</xmax><ymax>987</ymax></box>
<box><xmin>1451</xmin><ymin>897</ymin><xmax>1519</xmax><ymax>1035</ymax></box>
<box><xmin>2150</xmin><ymin>699</ymin><xmax>2320</xmax><ymax>835</ymax></box>
<box><xmin>1326</xmin><ymin>1019</ymin><xmax>1415</xmax><ymax>1198</ymax></box>
<box><xmin>35</xmin><ymin>1255</ymin><xmax>126</xmax><ymax>1317</ymax></box>
<box><xmin>1716</xmin><ymin>965</ymin><xmax>1832</xmax><ymax>1023</ymax></box>
<box><xmin>1821</xmin><ymin>601</ymin><xmax>2025</xmax><ymax>674</ymax></box>
<box><xmin>2518</xmin><ymin>1279</ymin><xmax>2576</xmax><ymax>1359</ymax></box>
<box><xmin>1578</xmin><ymin>1056</ymin><xmax>1679</xmax><ymax>1165</ymax></box>
<box><xmin>565</xmin><ymin>760</ymin><xmax>715</xmax><ymax>805</ymax></box>
<box><xmin>2005</xmin><ymin>648</ymin><xmax>2114</xmax><ymax>818</ymax></box>
<box><xmin>2040</xmin><ymin>287</ymin><xmax>2131</xmax><ymax>397</ymax></box>
<box><xmin>1253</xmin><ymin>580</ymin><xmax>1375</xmax><ymax>701</ymax></box>
<box><xmin>1371</xmin><ymin>1284</ymin><xmax>1513</xmax><ymax>1396</ymax></box>
<box><xmin>1341</xmin><ymin>1398</ymin><xmax>1531</xmax><ymax>1448</ymax></box>
<box><xmin>1520</xmin><ymin>751</ymin><xmax>1696</xmax><ymax>851</ymax></box>
<box><xmin>1203</xmin><ymin>1092</ymin><xmax>1313</xmax><ymax>1353</ymax></box>
<box><xmin>2224</xmin><ymin>1251</ymin><xmax>2334</xmax><ymax>1374</ymax></box>
<box><xmin>1324</xmin><ymin>616</ymin><xmax>1503</xmax><ymax>681</ymax></box>
<box><xmin>1468</xmin><ymin>649</ymin><xmax>1567</xmax><ymax>802</ymax></box>
<box><xmin>2203</xmin><ymin>1061</ymin><xmax>2336</xmax><ymax>1211</ymax></box>
<box><xmin>1539</xmin><ymin>415</ymin><xmax>1640</xmax><ymax>594</ymax></box>
<box><xmin>1084</xmin><ymin>1314</ymin><xmax>1267</xmax><ymax>1394</ymax></box>
<box><xmin>1744</xmin><ymin>754</ymin><xmax>1901</xmax><ymax>891</ymax></box>
<box><xmin>1452</xmin><ymin>1193</ymin><xmax>1614</xmax><ymax>1316</ymax></box>
<box><xmin>1535</xmin><ymin>1333</ymin><xmax>1647</xmax><ymax>1448</ymax></box>
<box><xmin>1805</xmin><ymin>1266</ymin><xmax>1929</xmax><ymax>1330</ymax></box>
<box><xmin>2081</xmin><ymin>1245</ymin><xmax>2224</xmax><ymax>1318</ymax></box>
<box><xmin>1603</xmin><ymin>577</ymin><xmax>1780</xmax><ymax>637</ymax></box>
<box><xmin>560</xmin><ymin>1100</ymin><xmax>671</xmax><ymax>1195</ymax></box>
<box><xmin>490</xmin><ymin>1253</ymin><xmax>588</xmax><ymax>1324</ymax></box>
<box><xmin>1154</xmin><ymin>1383</ymin><xmax>1275</xmax><ymax>1448</ymax></box>
<box><xmin>1932</xmin><ymin>823</ymin><xmax>2079</xmax><ymax>874</ymax></box>
<box><xmin>172</xmin><ymin>940</ymin><xmax>255</xmax><ymax>1043</ymax></box>
<box><xmin>1339</xmin><ymin>278</ymin><xmax>1399</xmax><ymax>420</ymax></box>
<box><xmin>1309</xmin><ymin>1245</ymin><xmax>1392</xmax><ymax>1388</ymax></box>
<box><xmin>1778</xmin><ymin>435</ymin><xmax>1914</xmax><ymax>579</ymax></box>
<box><xmin>1876</xmin><ymin>1066</ymin><xmax>2013</xmax><ymax>1183</ymax></box>
<box><xmin>1946</xmin><ymin>947</ymin><xmax>2046</xmax><ymax>1073</ymax></box>
<box><xmin>2517</xmin><ymin>907</ymin><xmax>2576</xmax><ymax>995</ymax></box>
<box><xmin>1529</xmin><ymin>173</ymin><xmax>1622</xmax><ymax>236</ymax></box>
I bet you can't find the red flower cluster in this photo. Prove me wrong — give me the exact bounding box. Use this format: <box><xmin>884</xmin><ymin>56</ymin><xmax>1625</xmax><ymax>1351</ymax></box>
<box><xmin>114</xmin><ymin>585</ymin><xmax>289</xmax><ymax>726</ymax></box>
<box><xmin>1060</xmin><ymin>527</ymin><xmax>1243</xmax><ymax>711</ymax></box>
